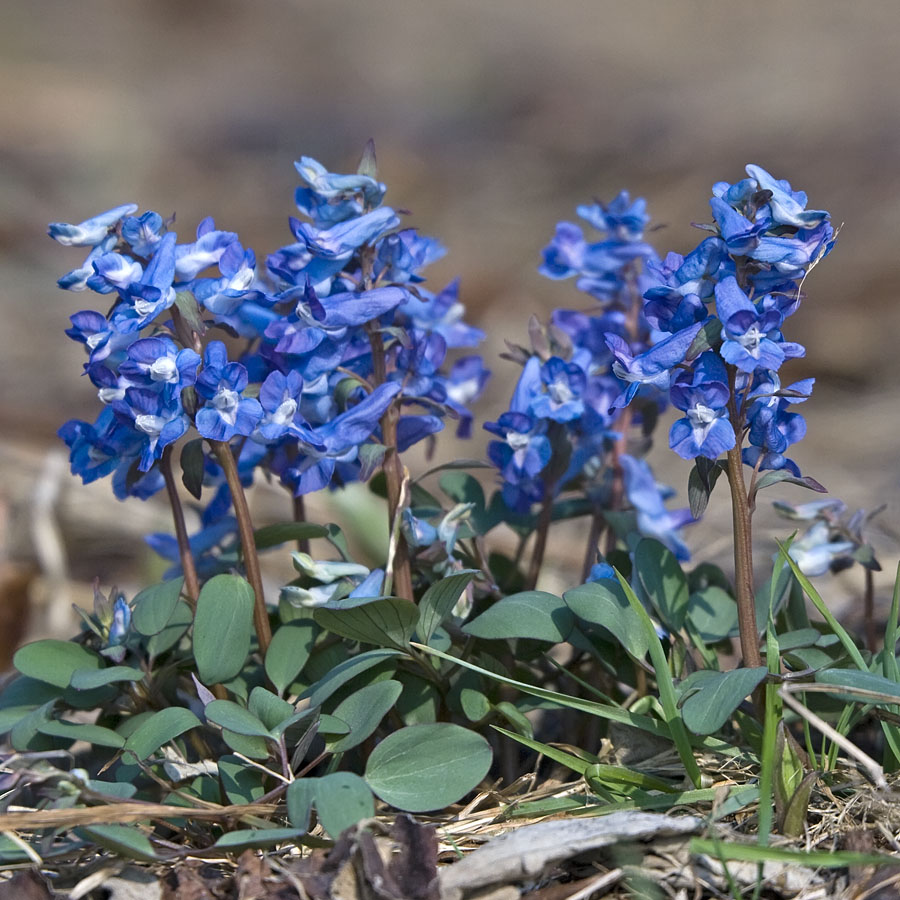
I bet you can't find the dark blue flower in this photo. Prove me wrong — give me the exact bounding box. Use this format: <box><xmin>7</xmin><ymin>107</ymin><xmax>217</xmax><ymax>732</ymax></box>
<box><xmin>118</xmin><ymin>337</ymin><xmax>201</xmax><ymax>391</ymax></box>
<box><xmin>194</xmin><ymin>341</ymin><xmax>263</xmax><ymax>442</ymax></box>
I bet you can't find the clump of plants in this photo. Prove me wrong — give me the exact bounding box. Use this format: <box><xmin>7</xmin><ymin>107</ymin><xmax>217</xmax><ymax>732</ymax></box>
<box><xmin>1</xmin><ymin>149</ymin><xmax>897</xmax><ymax>878</ymax></box>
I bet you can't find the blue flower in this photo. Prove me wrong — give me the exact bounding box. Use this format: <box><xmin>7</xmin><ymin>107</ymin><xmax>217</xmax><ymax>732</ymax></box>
<box><xmin>121</xmin><ymin>211</ymin><xmax>166</xmax><ymax>257</ymax></box>
<box><xmin>786</xmin><ymin>521</ymin><xmax>855</xmax><ymax>576</ymax></box>
<box><xmin>606</xmin><ymin>321</ymin><xmax>702</xmax><ymax>407</ymax></box>
<box><xmin>194</xmin><ymin>342</ymin><xmax>263</xmax><ymax>442</ymax></box>
<box><xmin>57</xmin><ymin>235</ymin><xmax>118</xmax><ymax>291</ymax></box>
<box><xmin>174</xmin><ymin>218</ymin><xmax>238</xmax><ymax>280</ymax></box>
<box><xmin>87</xmin><ymin>251</ymin><xmax>144</xmax><ymax>294</ymax></box>
<box><xmin>48</xmin><ymin>204</ymin><xmax>138</xmax><ymax>247</ymax></box>
<box><xmin>293</xmin><ymin>155</ymin><xmax>386</xmax><ymax>226</ymax></box>
<box><xmin>529</xmin><ymin>357</ymin><xmax>586</xmax><ymax>422</ymax></box>
<box><xmin>620</xmin><ymin>455</ymin><xmax>692</xmax><ymax>560</ymax></box>
<box><xmin>668</xmin><ymin>353</ymin><xmax>735</xmax><ymax>460</ymax></box>
<box><xmin>120</xmin><ymin>386</ymin><xmax>190</xmax><ymax>471</ymax></box>
<box><xmin>118</xmin><ymin>337</ymin><xmax>201</xmax><ymax>391</ymax></box>
<box><xmin>375</xmin><ymin>229</ymin><xmax>446</xmax><ymax>283</ymax></box>
<box><xmin>745</xmin><ymin>165</ymin><xmax>829</xmax><ymax>229</ymax></box>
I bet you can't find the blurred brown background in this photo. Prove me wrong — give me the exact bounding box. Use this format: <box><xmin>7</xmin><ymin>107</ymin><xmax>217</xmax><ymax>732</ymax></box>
<box><xmin>1</xmin><ymin>0</ymin><xmax>899</xmax><ymax>654</ymax></box>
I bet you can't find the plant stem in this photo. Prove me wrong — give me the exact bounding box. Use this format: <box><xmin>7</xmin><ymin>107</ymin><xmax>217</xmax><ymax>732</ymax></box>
<box><xmin>526</xmin><ymin>483</ymin><xmax>556</xmax><ymax>591</ymax></box>
<box><xmin>210</xmin><ymin>440</ymin><xmax>272</xmax><ymax>655</ymax></box>
<box><xmin>580</xmin><ymin>508</ymin><xmax>605</xmax><ymax>583</ymax></box>
<box><xmin>292</xmin><ymin>493</ymin><xmax>310</xmax><ymax>555</ymax></box>
<box><xmin>725</xmin><ymin>365</ymin><xmax>762</xmax><ymax>669</ymax></box>
<box><xmin>366</xmin><ymin>322</ymin><xmax>414</xmax><ymax>602</ymax></box>
<box><xmin>160</xmin><ymin>445</ymin><xmax>200</xmax><ymax>606</ymax></box>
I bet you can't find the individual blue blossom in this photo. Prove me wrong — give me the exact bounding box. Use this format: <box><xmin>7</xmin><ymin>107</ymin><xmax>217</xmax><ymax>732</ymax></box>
<box><xmin>58</xmin><ymin>407</ymin><xmax>141</xmax><ymax>485</ymax></box>
<box><xmin>402</xmin><ymin>509</ymin><xmax>439</xmax><ymax>548</ymax></box>
<box><xmin>121</xmin><ymin>210</ymin><xmax>166</xmax><ymax>257</ymax></box>
<box><xmin>293</xmin><ymin>155</ymin><xmax>386</xmax><ymax>226</ymax></box>
<box><xmin>620</xmin><ymin>455</ymin><xmax>692</xmax><ymax>560</ymax></box>
<box><xmin>669</xmin><ymin>352</ymin><xmax>736</xmax><ymax>459</ymax></box>
<box><xmin>192</xmin><ymin>242</ymin><xmax>266</xmax><ymax>316</ymax></box>
<box><xmin>57</xmin><ymin>235</ymin><xmax>118</xmax><ymax>291</ymax></box>
<box><xmin>605</xmin><ymin>321</ymin><xmax>703</xmax><ymax>408</ymax></box>
<box><xmin>744</xmin><ymin>165</ymin><xmax>830</xmax><ymax>229</ymax></box>
<box><xmin>444</xmin><ymin>355</ymin><xmax>491</xmax><ymax>438</ymax></box>
<box><xmin>709</xmin><ymin>196</ymin><xmax>764</xmax><ymax>256</ymax></box>
<box><xmin>117</xmin><ymin>337</ymin><xmax>201</xmax><ymax>391</ymax></box>
<box><xmin>484</xmin><ymin>410</ymin><xmax>551</xmax><ymax>512</ymax></box>
<box><xmin>114</xmin><ymin>231</ymin><xmax>179</xmax><ymax>331</ymax></box>
<box><xmin>540</xmin><ymin>222</ymin><xmax>587</xmax><ymax>279</ymax></box>
<box><xmin>86</xmin><ymin>251</ymin><xmax>144</xmax><ymax>294</ymax></box>
<box><xmin>254</xmin><ymin>369</ymin><xmax>322</xmax><ymax>446</ymax></box>
<box><xmin>586</xmin><ymin>561</ymin><xmax>617</xmax><ymax>582</ymax></box>
<box><xmin>577</xmin><ymin>192</ymin><xmax>651</xmax><ymax>241</ymax></box>
<box><xmin>48</xmin><ymin>203</ymin><xmax>138</xmax><ymax>247</ymax></box>
<box><xmin>715</xmin><ymin>276</ymin><xmax>803</xmax><ymax>373</ymax></box>
<box><xmin>786</xmin><ymin>521</ymin><xmax>856</xmax><ymax>577</ymax></box>
<box><xmin>65</xmin><ymin>309</ymin><xmax>138</xmax><ymax>364</ymax></box>
<box><xmin>375</xmin><ymin>229</ymin><xmax>446</xmax><ymax>283</ymax></box>
<box><xmin>174</xmin><ymin>218</ymin><xmax>238</xmax><ymax>280</ymax></box>
<box><xmin>529</xmin><ymin>357</ymin><xmax>586</xmax><ymax>422</ymax></box>
<box><xmin>194</xmin><ymin>341</ymin><xmax>263</xmax><ymax>442</ymax></box>
<box><xmin>118</xmin><ymin>386</ymin><xmax>190</xmax><ymax>471</ymax></box>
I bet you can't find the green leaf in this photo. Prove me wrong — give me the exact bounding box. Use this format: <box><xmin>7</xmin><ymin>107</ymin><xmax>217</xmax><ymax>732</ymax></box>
<box><xmin>180</xmin><ymin>439</ymin><xmax>205</xmax><ymax>500</ymax></box>
<box><xmin>326</xmin><ymin>680</ymin><xmax>403</xmax><ymax>753</ymax></box>
<box><xmin>265</xmin><ymin>622</ymin><xmax>317</xmax><ymax>695</ymax></box>
<box><xmin>133</xmin><ymin>578</ymin><xmax>185</xmax><ymax>636</ymax></box>
<box><xmin>780</xmin><ymin>771</ymin><xmax>818</xmax><ymax>838</ymax></box>
<box><xmin>688</xmin><ymin>458</ymin><xmax>725</xmax><ymax>519</ymax></box>
<box><xmin>205</xmin><ymin>700</ymin><xmax>274</xmax><ymax>739</ymax></box>
<box><xmin>146</xmin><ymin>601</ymin><xmax>192</xmax><ymax>657</ymax></box>
<box><xmin>13</xmin><ymin>640</ymin><xmax>102</xmax><ymax>688</ymax></box>
<box><xmin>563</xmin><ymin>581</ymin><xmax>649</xmax><ymax>659</ymax></box>
<box><xmin>70</xmin><ymin>666</ymin><xmax>145</xmax><ymax>690</ymax></box>
<box><xmin>313</xmin><ymin>596</ymin><xmax>418</xmax><ymax>650</ymax></box>
<box><xmin>686</xmin><ymin>316</ymin><xmax>722</xmax><ymax>360</ymax></box>
<box><xmin>634</xmin><ymin>539</ymin><xmax>690</xmax><ymax>632</ymax></box>
<box><xmin>752</xmin><ymin>470</ymin><xmax>827</xmax><ymax>498</ymax></box>
<box><xmin>214</xmin><ymin>828</ymin><xmax>307</xmax><ymax>850</ymax></box>
<box><xmin>286</xmin><ymin>778</ymin><xmax>317</xmax><ymax>830</ymax></box>
<box><xmin>462</xmin><ymin>591</ymin><xmax>574</xmax><ymax>642</ymax></box>
<box><xmin>417</xmin><ymin>570</ymin><xmax>479</xmax><ymax>644</ymax></box>
<box><xmin>301</xmin><ymin>649</ymin><xmax>403</xmax><ymax>708</ymax></box>
<box><xmin>679</xmin><ymin>668</ymin><xmax>768</xmax><ymax>735</ymax></box>
<box><xmin>193</xmin><ymin>574</ymin><xmax>255</xmax><ymax>684</ymax></box>
<box><xmin>314</xmin><ymin>772</ymin><xmax>375</xmax><ymax>838</ymax></box>
<box><xmin>365</xmin><ymin>723</ymin><xmax>492</xmax><ymax>812</ymax></box>
<box><xmin>439</xmin><ymin>472</ymin><xmax>496</xmax><ymax>533</ymax></box>
<box><xmin>686</xmin><ymin>586</ymin><xmax>738</xmax><ymax>642</ymax></box>
<box><xmin>38</xmin><ymin>720</ymin><xmax>125</xmax><ymax>748</ymax></box>
<box><xmin>395</xmin><ymin>673</ymin><xmax>440</xmax><ymax>725</ymax></box>
<box><xmin>123</xmin><ymin>707</ymin><xmax>202</xmax><ymax>761</ymax></box>
<box><xmin>254</xmin><ymin>522</ymin><xmax>329</xmax><ymax>551</ymax></box>
<box><xmin>218</xmin><ymin>754</ymin><xmax>265</xmax><ymax>804</ymax></box>
<box><xmin>248</xmin><ymin>687</ymin><xmax>296</xmax><ymax>731</ymax></box>
<box><xmin>0</xmin><ymin>675</ymin><xmax>61</xmax><ymax>710</ymax></box>
<box><xmin>10</xmin><ymin>701</ymin><xmax>56</xmax><ymax>750</ymax></box>
<box><xmin>78</xmin><ymin>825</ymin><xmax>158</xmax><ymax>862</ymax></box>
<box><xmin>814</xmin><ymin>668</ymin><xmax>900</xmax><ymax>704</ymax></box>
<box><xmin>493</xmin><ymin>701</ymin><xmax>533</xmax><ymax>738</ymax></box>
<box><xmin>222</xmin><ymin>729</ymin><xmax>270</xmax><ymax>760</ymax></box>
<box><xmin>173</xmin><ymin>289</ymin><xmax>207</xmax><ymax>337</ymax></box>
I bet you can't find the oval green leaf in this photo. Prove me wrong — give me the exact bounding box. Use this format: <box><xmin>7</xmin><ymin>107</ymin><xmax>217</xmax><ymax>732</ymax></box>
<box><xmin>364</xmin><ymin>723</ymin><xmax>492</xmax><ymax>812</ymax></box>
<box><xmin>132</xmin><ymin>578</ymin><xmax>185</xmax><ymax>636</ymax></box>
<box><xmin>13</xmin><ymin>640</ymin><xmax>102</xmax><ymax>688</ymax></box>
<box><xmin>146</xmin><ymin>601</ymin><xmax>193</xmax><ymax>657</ymax></box>
<box><xmin>205</xmin><ymin>700</ymin><xmax>274</xmax><ymax>739</ymax></box>
<box><xmin>314</xmin><ymin>596</ymin><xmax>419</xmax><ymax>650</ymax></box>
<box><xmin>265</xmin><ymin>622</ymin><xmax>317</xmax><ymax>695</ymax></box>
<box><xmin>78</xmin><ymin>824</ymin><xmax>158</xmax><ymax>862</ymax></box>
<box><xmin>563</xmin><ymin>581</ymin><xmax>649</xmax><ymax>659</ymax></box>
<box><xmin>462</xmin><ymin>591</ymin><xmax>574</xmax><ymax>642</ymax></box>
<box><xmin>301</xmin><ymin>648</ymin><xmax>402</xmax><ymax>708</ymax></box>
<box><xmin>193</xmin><ymin>574</ymin><xmax>255</xmax><ymax>685</ymax></box>
<box><xmin>70</xmin><ymin>666</ymin><xmax>145</xmax><ymax>691</ymax></box>
<box><xmin>326</xmin><ymin>680</ymin><xmax>403</xmax><ymax>753</ymax></box>
<box><xmin>315</xmin><ymin>772</ymin><xmax>374</xmax><ymax>838</ymax></box>
<box><xmin>214</xmin><ymin>828</ymin><xmax>307</xmax><ymax>851</ymax></box>
<box><xmin>38</xmin><ymin>720</ymin><xmax>125</xmax><ymax>749</ymax></box>
<box><xmin>123</xmin><ymin>707</ymin><xmax>202</xmax><ymax>761</ymax></box>
<box><xmin>634</xmin><ymin>539</ymin><xmax>690</xmax><ymax>632</ymax></box>
<box><xmin>679</xmin><ymin>667</ymin><xmax>768</xmax><ymax>735</ymax></box>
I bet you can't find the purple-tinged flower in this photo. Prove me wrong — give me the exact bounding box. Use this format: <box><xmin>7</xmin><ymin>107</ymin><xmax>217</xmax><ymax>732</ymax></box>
<box><xmin>59</xmin><ymin>407</ymin><xmax>141</xmax><ymax>485</ymax></box>
<box><xmin>540</xmin><ymin>222</ymin><xmax>587</xmax><ymax>279</ymax></box>
<box><xmin>294</xmin><ymin>155</ymin><xmax>386</xmax><ymax>226</ymax></box>
<box><xmin>65</xmin><ymin>309</ymin><xmax>137</xmax><ymax>364</ymax></box>
<box><xmin>116</xmin><ymin>231</ymin><xmax>179</xmax><ymax>330</ymax></box>
<box><xmin>709</xmin><ymin>196</ymin><xmax>764</xmax><ymax>256</ymax></box>
<box><xmin>376</xmin><ymin>229</ymin><xmax>446</xmax><ymax>283</ymax></box>
<box><xmin>48</xmin><ymin>203</ymin><xmax>138</xmax><ymax>247</ymax></box>
<box><xmin>254</xmin><ymin>369</ymin><xmax>322</xmax><ymax>445</ymax></box>
<box><xmin>397</xmin><ymin>279</ymin><xmax>485</xmax><ymax>348</ymax></box>
<box><xmin>147</xmin><ymin>516</ymin><xmax>239</xmax><ymax>580</ymax></box>
<box><xmin>194</xmin><ymin>342</ymin><xmax>263</xmax><ymax>442</ymax></box>
<box><xmin>192</xmin><ymin>243</ymin><xmax>264</xmax><ymax>316</ymax></box>
<box><xmin>606</xmin><ymin>321</ymin><xmax>702</xmax><ymax>408</ymax></box>
<box><xmin>444</xmin><ymin>355</ymin><xmax>491</xmax><ymax>438</ymax></box>
<box><xmin>621</xmin><ymin>455</ymin><xmax>692</xmax><ymax>560</ymax></box>
<box><xmin>577</xmin><ymin>192</ymin><xmax>651</xmax><ymax>241</ymax></box>
<box><xmin>290</xmin><ymin>206</ymin><xmax>399</xmax><ymax>262</ymax></box>
<box><xmin>484</xmin><ymin>411</ymin><xmax>551</xmax><ymax>494</ymax></box>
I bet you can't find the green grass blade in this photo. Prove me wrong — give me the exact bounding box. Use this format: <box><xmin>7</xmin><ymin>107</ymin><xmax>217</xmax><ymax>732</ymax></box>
<box><xmin>691</xmin><ymin>838</ymin><xmax>900</xmax><ymax>868</ymax></box>
<box><xmin>614</xmin><ymin>570</ymin><xmax>703</xmax><ymax>787</ymax></box>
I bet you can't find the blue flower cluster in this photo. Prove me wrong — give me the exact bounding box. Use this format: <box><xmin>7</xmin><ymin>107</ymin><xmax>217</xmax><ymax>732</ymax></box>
<box><xmin>630</xmin><ymin>165</ymin><xmax>834</xmax><ymax>474</ymax></box>
<box><xmin>51</xmin><ymin>149</ymin><xmax>488</xmax><ymax>533</ymax></box>
<box><xmin>486</xmin><ymin>192</ymin><xmax>692</xmax><ymax>559</ymax></box>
